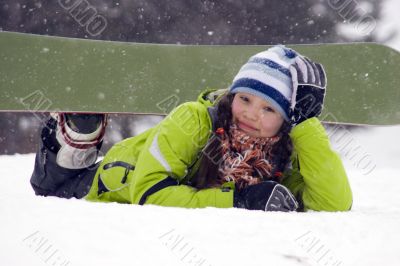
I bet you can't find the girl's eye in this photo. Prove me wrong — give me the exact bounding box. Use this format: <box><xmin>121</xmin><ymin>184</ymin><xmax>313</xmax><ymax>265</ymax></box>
<box><xmin>240</xmin><ymin>96</ymin><xmax>249</xmax><ymax>102</ymax></box>
<box><xmin>263</xmin><ymin>107</ymin><xmax>275</xmax><ymax>113</ymax></box>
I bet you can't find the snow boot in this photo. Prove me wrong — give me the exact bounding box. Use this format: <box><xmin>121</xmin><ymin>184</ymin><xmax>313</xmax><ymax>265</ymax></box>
<box><xmin>43</xmin><ymin>113</ymin><xmax>107</xmax><ymax>169</ymax></box>
<box><xmin>30</xmin><ymin>113</ymin><xmax>107</xmax><ymax>198</ymax></box>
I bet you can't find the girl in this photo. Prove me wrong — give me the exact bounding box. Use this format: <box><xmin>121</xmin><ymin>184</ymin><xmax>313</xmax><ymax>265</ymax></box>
<box><xmin>30</xmin><ymin>45</ymin><xmax>352</xmax><ymax>212</ymax></box>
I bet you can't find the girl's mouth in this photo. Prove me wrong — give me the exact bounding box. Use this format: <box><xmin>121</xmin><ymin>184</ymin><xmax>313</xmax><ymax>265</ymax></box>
<box><xmin>237</xmin><ymin>121</ymin><xmax>258</xmax><ymax>132</ymax></box>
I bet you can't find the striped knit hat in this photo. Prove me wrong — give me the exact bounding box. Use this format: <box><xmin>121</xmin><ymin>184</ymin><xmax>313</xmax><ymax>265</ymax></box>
<box><xmin>229</xmin><ymin>45</ymin><xmax>298</xmax><ymax>121</ymax></box>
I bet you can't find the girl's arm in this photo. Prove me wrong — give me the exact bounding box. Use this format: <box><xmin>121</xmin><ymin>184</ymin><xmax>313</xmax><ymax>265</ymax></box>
<box><xmin>282</xmin><ymin>118</ymin><xmax>353</xmax><ymax>211</ymax></box>
<box><xmin>129</xmin><ymin>102</ymin><xmax>234</xmax><ymax>208</ymax></box>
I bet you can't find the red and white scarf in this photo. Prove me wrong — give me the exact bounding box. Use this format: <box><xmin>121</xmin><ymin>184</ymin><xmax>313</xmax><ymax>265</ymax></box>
<box><xmin>217</xmin><ymin>124</ymin><xmax>281</xmax><ymax>190</ymax></box>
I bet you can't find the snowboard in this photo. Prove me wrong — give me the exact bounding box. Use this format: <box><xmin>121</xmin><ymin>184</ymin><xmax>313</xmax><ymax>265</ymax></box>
<box><xmin>1</xmin><ymin>31</ymin><xmax>399</xmax><ymax>126</ymax></box>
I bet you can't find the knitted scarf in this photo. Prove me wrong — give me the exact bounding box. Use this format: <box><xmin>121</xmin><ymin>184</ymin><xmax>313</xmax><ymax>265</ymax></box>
<box><xmin>217</xmin><ymin>124</ymin><xmax>281</xmax><ymax>190</ymax></box>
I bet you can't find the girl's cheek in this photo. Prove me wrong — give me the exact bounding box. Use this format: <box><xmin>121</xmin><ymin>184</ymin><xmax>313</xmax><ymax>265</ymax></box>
<box><xmin>231</xmin><ymin>102</ymin><xmax>242</xmax><ymax>117</ymax></box>
<box><xmin>261</xmin><ymin>115</ymin><xmax>282</xmax><ymax>133</ymax></box>
<box><xmin>259</xmin><ymin>119</ymin><xmax>270</xmax><ymax>133</ymax></box>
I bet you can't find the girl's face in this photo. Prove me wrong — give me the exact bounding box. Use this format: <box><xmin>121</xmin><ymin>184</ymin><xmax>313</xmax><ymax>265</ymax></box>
<box><xmin>231</xmin><ymin>92</ymin><xmax>284</xmax><ymax>138</ymax></box>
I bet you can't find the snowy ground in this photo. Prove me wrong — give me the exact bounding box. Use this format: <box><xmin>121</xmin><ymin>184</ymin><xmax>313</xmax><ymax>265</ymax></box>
<box><xmin>1</xmin><ymin>125</ymin><xmax>400</xmax><ymax>266</ymax></box>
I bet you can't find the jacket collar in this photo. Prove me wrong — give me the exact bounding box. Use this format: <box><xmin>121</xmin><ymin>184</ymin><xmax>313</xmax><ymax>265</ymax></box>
<box><xmin>198</xmin><ymin>88</ymin><xmax>228</xmax><ymax>133</ymax></box>
<box><xmin>207</xmin><ymin>106</ymin><xmax>218</xmax><ymax>132</ymax></box>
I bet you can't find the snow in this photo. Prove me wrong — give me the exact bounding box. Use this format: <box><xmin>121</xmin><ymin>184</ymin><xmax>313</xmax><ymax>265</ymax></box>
<box><xmin>337</xmin><ymin>0</ymin><xmax>400</xmax><ymax>52</ymax></box>
<box><xmin>378</xmin><ymin>0</ymin><xmax>400</xmax><ymax>51</ymax></box>
<box><xmin>1</xmin><ymin>124</ymin><xmax>400</xmax><ymax>266</ymax></box>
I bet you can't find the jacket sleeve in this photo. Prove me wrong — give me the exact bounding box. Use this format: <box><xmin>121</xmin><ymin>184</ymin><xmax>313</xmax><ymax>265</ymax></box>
<box><xmin>129</xmin><ymin>102</ymin><xmax>234</xmax><ymax>208</ymax></box>
<box><xmin>282</xmin><ymin>118</ymin><xmax>353</xmax><ymax>211</ymax></box>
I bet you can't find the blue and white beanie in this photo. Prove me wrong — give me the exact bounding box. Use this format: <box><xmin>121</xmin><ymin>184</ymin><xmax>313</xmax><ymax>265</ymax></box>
<box><xmin>229</xmin><ymin>45</ymin><xmax>298</xmax><ymax>121</ymax></box>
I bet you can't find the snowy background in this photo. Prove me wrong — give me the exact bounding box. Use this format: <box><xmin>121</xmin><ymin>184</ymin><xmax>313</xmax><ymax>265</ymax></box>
<box><xmin>1</xmin><ymin>0</ymin><xmax>400</xmax><ymax>266</ymax></box>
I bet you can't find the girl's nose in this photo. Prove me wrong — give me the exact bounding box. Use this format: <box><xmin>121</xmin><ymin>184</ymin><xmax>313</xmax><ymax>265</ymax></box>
<box><xmin>244</xmin><ymin>106</ymin><xmax>259</xmax><ymax>121</ymax></box>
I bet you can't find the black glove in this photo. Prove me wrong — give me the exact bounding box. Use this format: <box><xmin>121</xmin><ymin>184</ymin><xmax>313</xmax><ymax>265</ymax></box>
<box><xmin>234</xmin><ymin>181</ymin><xmax>298</xmax><ymax>212</ymax></box>
<box><xmin>289</xmin><ymin>56</ymin><xmax>327</xmax><ymax>126</ymax></box>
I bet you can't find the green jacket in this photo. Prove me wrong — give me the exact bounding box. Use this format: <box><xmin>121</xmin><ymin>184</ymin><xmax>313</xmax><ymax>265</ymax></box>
<box><xmin>85</xmin><ymin>91</ymin><xmax>352</xmax><ymax>211</ymax></box>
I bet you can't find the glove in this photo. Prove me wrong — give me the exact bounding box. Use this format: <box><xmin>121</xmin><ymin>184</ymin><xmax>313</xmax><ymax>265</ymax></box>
<box><xmin>233</xmin><ymin>181</ymin><xmax>299</xmax><ymax>212</ymax></box>
<box><xmin>289</xmin><ymin>56</ymin><xmax>327</xmax><ymax>126</ymax></box>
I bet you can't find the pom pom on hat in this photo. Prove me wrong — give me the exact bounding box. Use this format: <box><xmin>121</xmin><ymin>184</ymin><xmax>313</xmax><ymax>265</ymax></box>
<box><xmin>229</xmin><ymin>45</ymin><xmax>298</xmax><ymax>121</ymax></box>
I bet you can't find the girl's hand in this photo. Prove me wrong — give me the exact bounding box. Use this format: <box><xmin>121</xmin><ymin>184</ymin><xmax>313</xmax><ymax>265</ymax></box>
<box><xmin>234</xmin><ymin>181</ymin><xmax>299</xmax><ymax>212</ymax></box>
<box><xmin>289</xmin><ymin>56</ymin><xmax>327</xmax><ymax>126</ymax></box>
